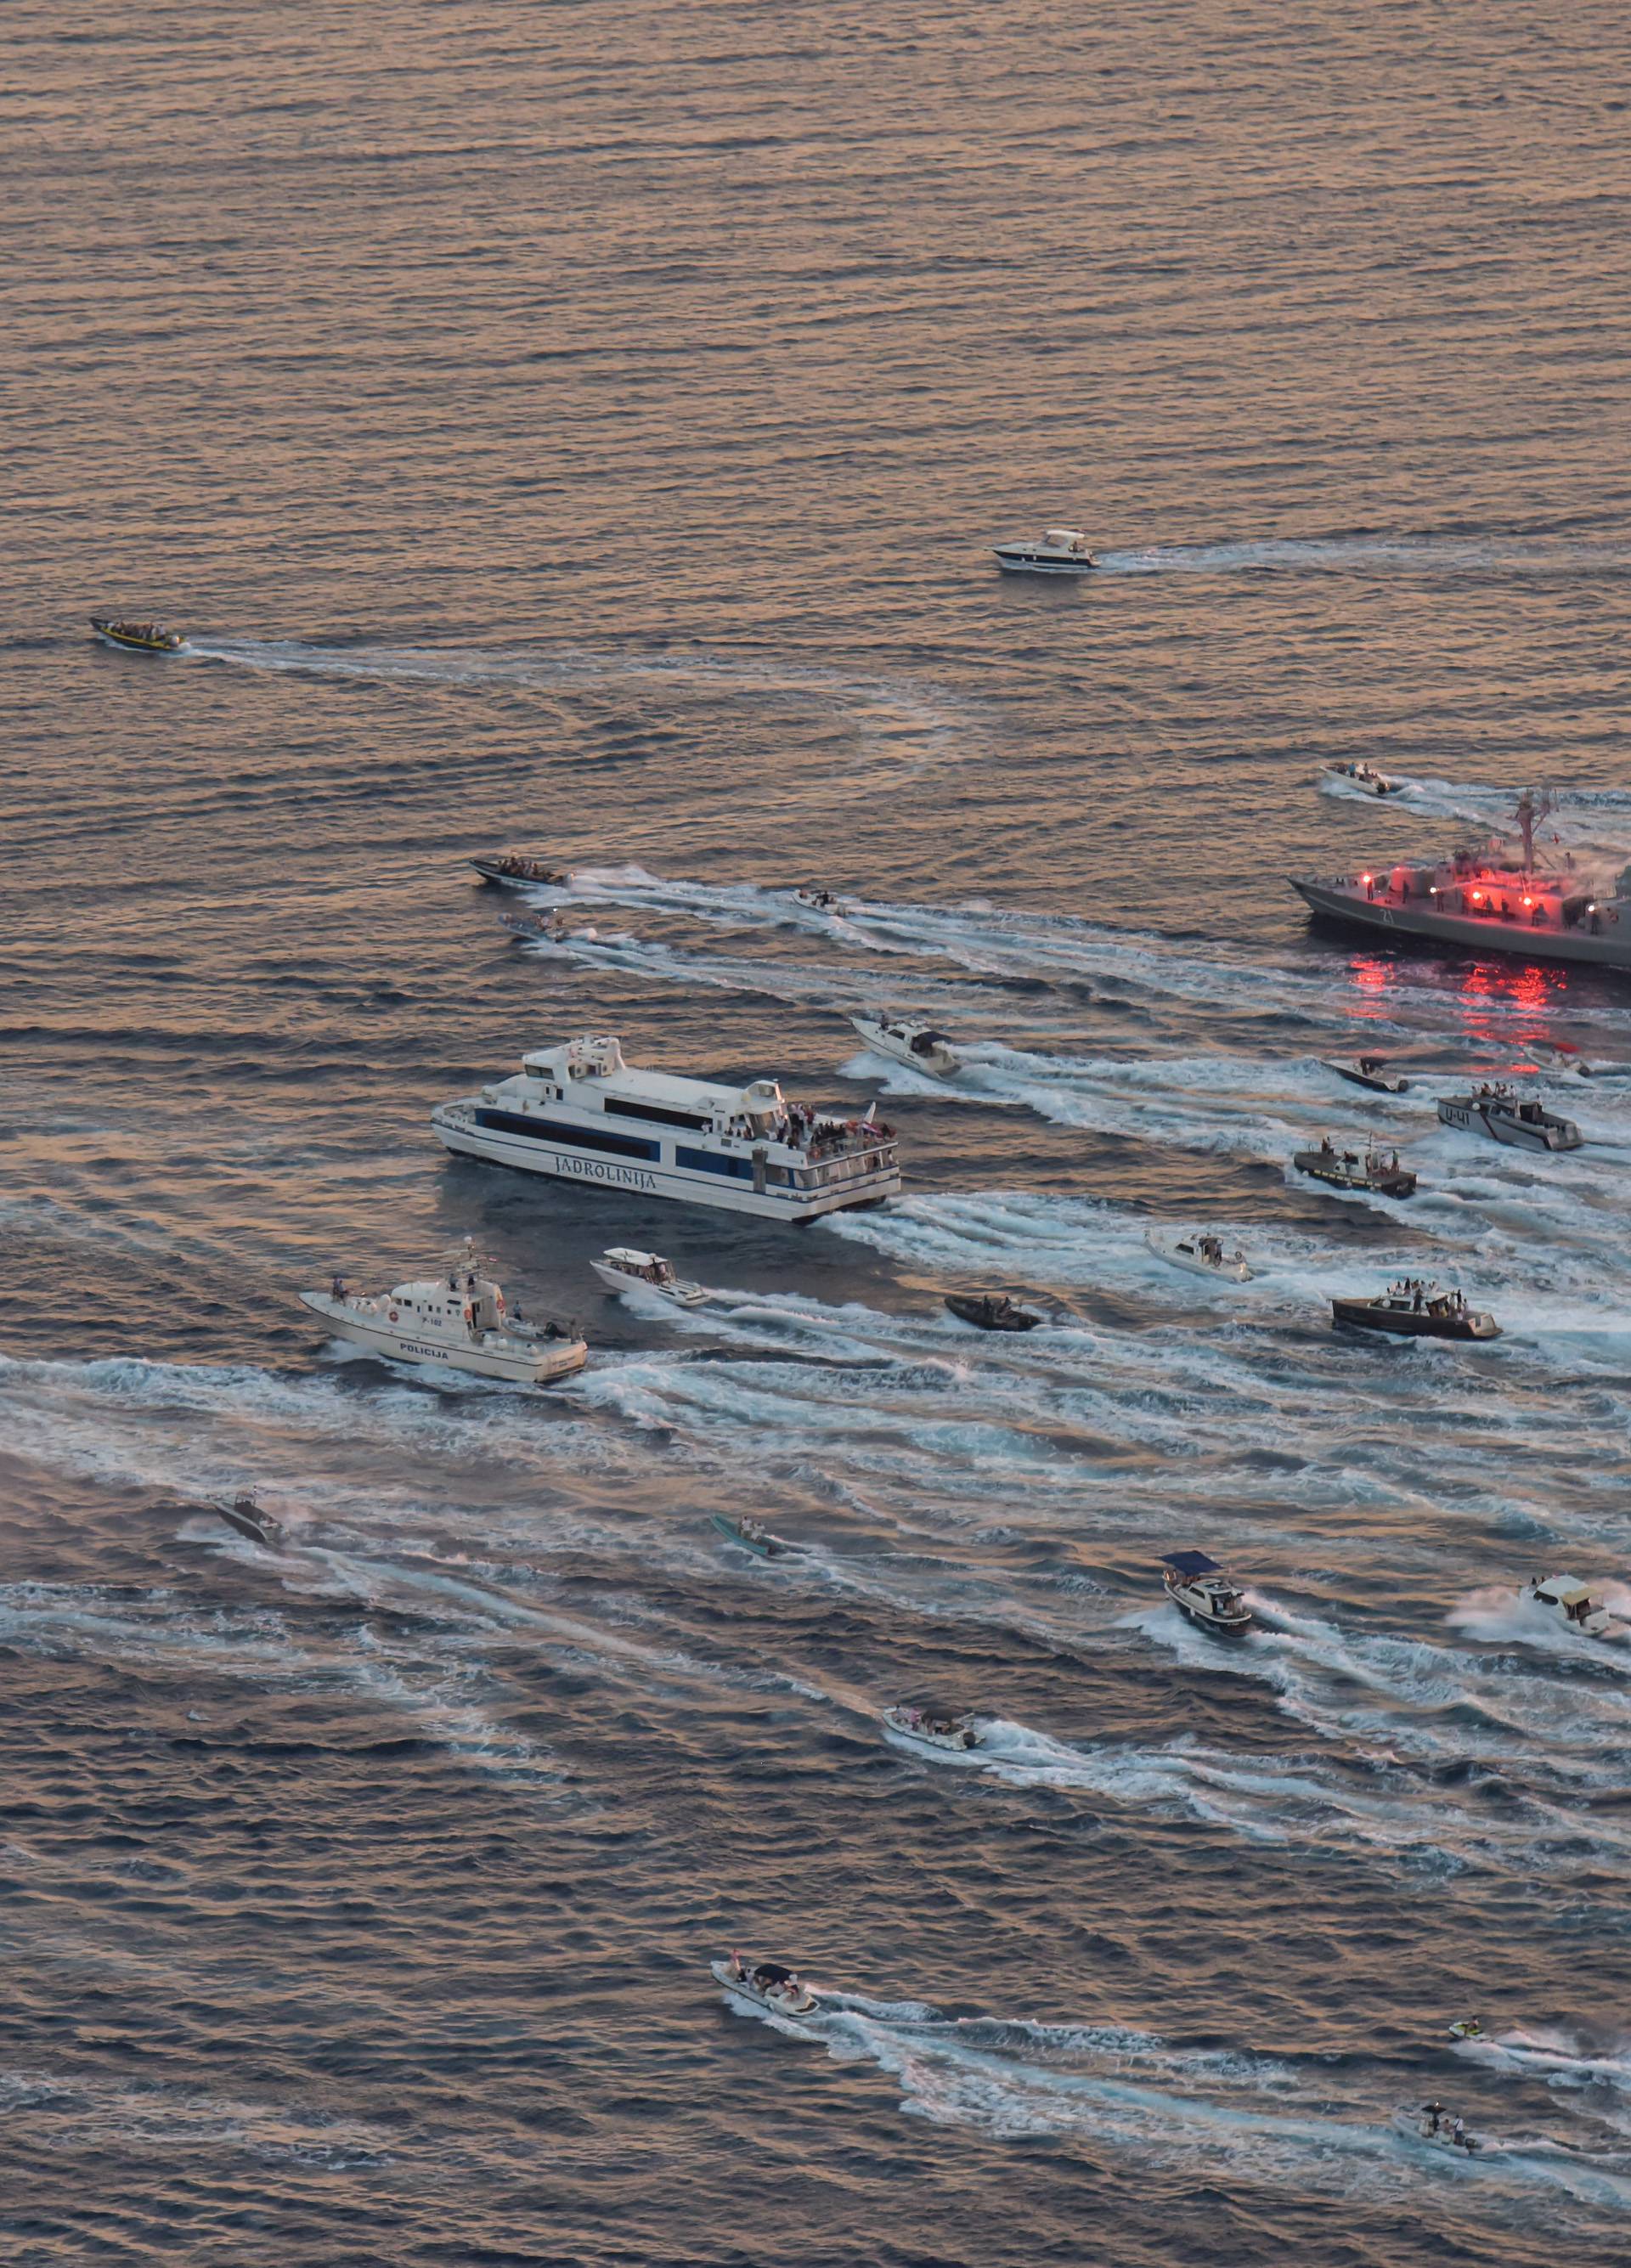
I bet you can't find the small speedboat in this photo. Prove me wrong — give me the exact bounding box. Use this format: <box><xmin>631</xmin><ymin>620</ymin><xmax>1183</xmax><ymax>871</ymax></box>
<box><xmin>1325</xmin><ymin>759</ymin><xmax>1402</xmax><ymax>797</ymax></box>
<box><xmin>1521</xmin><ymin>1573</ymin><xmax>1617</xmax><ymax>1639</ymax></box>
<box><xmin>1437</xmin><ymin>1084</ymin><xmax>1581</xmax><ymax>1153</ymax></box>
<box><xmin>591</xmin><ymin>1246</ymin><xmax>707</xmax><ymax>1306</ymax></box>
<box><xmin>882</xmin><ymin>1703</ymin><xmax>983</xmax><ymax>1753</ymax></box>
<box><xmin>90</xmin><ymin>615</ymin><xmax>186</xmax><ymax>653</ymax></box>
<box><xmin>212</xmin><ymin>1494</ymin><xmax>281</xmax><ymax>1548</ymax></box>
<box><xmin>1160</xmin><ymin>1551</ymin><xmax>1253</xmax><ymax>1632</ymax></box>
<box><xmin>851</xmin><ymin>1014</ymin><xmax>961</xmax><ymax>1080</ymax></box>
<box><xmin>944</xmin><ymin>1292</ymin><xmax>1041</xmax><ymax>1333</ymax></box>
<box><xmin>711</xmin><ymin>1513</ymin><xmax>791</xmax><ymax>1559</ymax></box>
<box><xmin>471</xmin><ymin>853</ymin><xmax>567</xmax><ymax>887</ymax></box>
<box><xmin>1293</xmin><ymin>1137</ymin><xmax>1417</xmax><ymax>1197</ymax></box>
<box><xmin>712</xmin><ymin>1955</ymin><xmax>821</xmax><ymax>2017</ymax></box>
<box><xmin>499</xmin><ymin>911</ymin><xmax>564</xmax><ymax>942</ymax></box>
<box><xmin>1399</xmin><ymin>2104</ymin><xmax>1483</xmax><ymax>2156</ymax></box>
<box><xmin>1331</xmin><ymin>1280</ymin><xmax>1501</xmax><ymax>1341</ymax></box>
<box><xmin>992</xmin><ymin>528</ymin><xmax>1098</xmax><ymax>574</ymax></box>
<box><xmin>1144</xmin><ymin>1227</ymin><xmax>1253</xmax><ymax>1284</ymax></box>
<box><xmin>1321</xmin><ymin>1053</ymin><xmax>1409</xmax><ymax>1094</ymax></box>
<box><xmin>795</xmin><ymin>887</ymin><xmax>849</xmax><ymax>914</ymax></box>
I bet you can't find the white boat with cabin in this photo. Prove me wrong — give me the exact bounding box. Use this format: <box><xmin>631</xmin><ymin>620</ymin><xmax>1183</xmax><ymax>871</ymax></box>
<box><xmin>993</xmin><ymin>527</ymin><xmax>1098</xmax><ymax>573</ymax></box>
<box><xmin>299</xmin><ymin>1242</ymin><xmax>587</xmax><ymax>1385</ymax></box>
<box><xmin>1144</xmin><ymin>1227</ymin><xmax>1254</xmax><ymax>1284</ymax></box>
<box><xmin>851</xmin><ymin>1013</ymin><xmax>961</xmax><ymax>1080</ymax></box>
<box><xmin>590</xmin><ymin>1246</ymin><xmax>707</xmax><ymax>1306</ymax></box>
<box><xmin>433</xmin><ymin>1035</ymin><xmax>901</xmax><ymax>1221</ymax></box>
<box><xmin>1521</xmin><ymin>1573</ymin><xmax>1617</xmax><ymax>1639</ymax></box>
<box><xmin>1161</xmin><ymin>1551</ymin><xmax>1253</xmax><ymax>1632</ymax></box>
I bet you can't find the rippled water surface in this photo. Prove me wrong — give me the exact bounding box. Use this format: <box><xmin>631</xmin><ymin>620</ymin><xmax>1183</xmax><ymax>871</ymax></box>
<box><xmin>7</xmin><ymin>5</ymin><xmax>1631</xmax><ymax>2262</ymax></box>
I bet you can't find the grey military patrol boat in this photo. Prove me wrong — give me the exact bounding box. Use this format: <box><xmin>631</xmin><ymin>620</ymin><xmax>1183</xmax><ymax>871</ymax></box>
<box><xmin>1290</xmin><ymin>788</ymin><xmax>1631</xmax><ymax>973</ymax></box>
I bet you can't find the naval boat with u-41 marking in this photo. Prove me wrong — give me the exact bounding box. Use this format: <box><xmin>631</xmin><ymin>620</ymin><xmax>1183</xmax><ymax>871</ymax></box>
<box><xmin>1436</xmin><ymin>1083</ymin><xmax>1582</xmax><ymax>1152</ymax></box>
<box><xmin>299</xmin><ymin>1241</ymin><xmax>587</xmax><ymax>1384</ymax></box>
<box><xmin>434</xmin><ymin>1035</ymin><xmax>900</xmax><ymax>1221</ymax></box>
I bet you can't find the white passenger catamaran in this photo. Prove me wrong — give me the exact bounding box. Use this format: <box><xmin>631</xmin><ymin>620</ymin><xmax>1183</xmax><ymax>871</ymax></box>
<box><xmin>433</xmin><ymin>1035</ymin><xmax>902</xmax><ymax>1221</ymax></box>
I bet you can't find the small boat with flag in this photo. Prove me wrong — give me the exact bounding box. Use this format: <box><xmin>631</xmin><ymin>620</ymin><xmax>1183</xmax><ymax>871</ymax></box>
<box><xmin>91</xmin><ymin>615</ymin><xmax>187</xmax><ymax>654</ymax></box>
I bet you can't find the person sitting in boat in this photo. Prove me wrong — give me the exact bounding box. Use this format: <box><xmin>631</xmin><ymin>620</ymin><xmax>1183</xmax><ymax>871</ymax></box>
<box><xmin>739</xmin><ymin>1517</ymin><xmax>770</xmax><ymax>1546</ymax></box>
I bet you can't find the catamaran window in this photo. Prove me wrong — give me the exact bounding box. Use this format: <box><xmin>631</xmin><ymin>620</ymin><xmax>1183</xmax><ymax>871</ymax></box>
<box><xmin>605</xmin><ymin>1097</ymin><xmax>711</xmax><ymax>1131</ymax></box>
<box><xmin>674</xmin><ymin>1146</ymin><xmax>753</xmax><ymax>1181</ymax></box>
<box><xmin>474</xmin><ymin>1109</ymin><xmax>661</xmax><ymax>1162</ymax></box>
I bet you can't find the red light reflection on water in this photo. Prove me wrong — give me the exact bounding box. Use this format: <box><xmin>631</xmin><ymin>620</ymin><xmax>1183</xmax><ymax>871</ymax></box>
<box><xmin>1339</xmin><ymin>951</ymin><xmax>1575</xmax><ymax>1058</ymax></box>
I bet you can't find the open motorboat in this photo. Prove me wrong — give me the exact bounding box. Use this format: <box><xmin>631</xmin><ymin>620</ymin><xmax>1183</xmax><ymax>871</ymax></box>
<box><xmin>992</xmin><ymin>527</ymin><xmax>1098</xmax><ymax>574</ymax></box>
<box><xmin>945</xmin><ymin>1291</ymin><xmax>1041</xmax><ymax>1333</ymax></box>
<box><xmin>499</xmin><ymin>911</ymin><xmax>566</xmax><ymax>943</ymax></box>
<box><xmin>1161</xmin><ymin>1551</ymin><xmax>1253</xmax><ymax>1632</ymax></box>
<box><xmin>212</xmin><ymin>1495</ymin><xmax>282</xmax><ymax>1549</ymax></box>
<box><xmin>299</xmin><ymin>1240</ymin><xmax>587</xmax><ymax>1385</ymax></box>
<box><xmin>1293</xmin><ymin>1136</ymin><xmax>1417</xmax><ymax>1197</ymax></box>
<box><xmin>1399</xmin><ymin>2104</ymin><xmax>1484</xmax><ymax>2156</ymax></box>
<box><xmin>90</xmin><ymin>615</ymin><xmax>187</xmax><ymax>653</ymax></box>
<box><xmin>1436</xmin><ymin>1084</ymin><xmax>1582</xmax><ymax>1152</ymax></box>
<box><xmin>1321</xmin><ymin>1053</ymin><xmax>1409</xmax><ymax>1094</ymax></box>
<box><xmin>470</xmin><ymin>852</ymin><xmax>568</xmax><ymax>887</ymax></box>
<box><xmin>850</xmin><ymin>1014</ymin><xmax>961</xmax><ymax>1080</ymax></box>
<box><xmin>1331</xmin><ymin>1279</ymin><xmax>1501</xmax><ymax>1341</ymax></box>
<box><xmin>1144</xmin><ymin>1227</ymin><xmax>1253</xmax><ymax>1284</ymax></box>
<box><xmin>1521</xmin><ymin>1573</ymin><xmax>1617</xmax><ymax>1639</ymax></box>
<box><xmin>882</xmin><ymin>1703</ymin><xmax>984</xmax><ymax>1754</ymax></box>
<box><xmin>1325</xmin><ymin>759</ymin><xmax>1402</xmax><ymax>797</ymax></box>
<box><xmin>794</xmin><ymin>886</ymin><xmax>849</xmax><ymax>914</ymax></box>
<box><xmin>591</xmin><ymin>1246</ymin><xmax>707</xmax><ymax>1306</ymax></box>
<box><xmin>712</xmin><ymin>1955</ymin><xmax>821</xmax><ymax>2017</ymax></box>
<box><xmin>711</xmin><ymin>1513</ymin><xmax>792</xmax><ymax>1559</ymax></box>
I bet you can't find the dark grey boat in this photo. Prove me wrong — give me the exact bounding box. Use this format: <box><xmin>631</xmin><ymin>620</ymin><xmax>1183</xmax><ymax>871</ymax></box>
<box><xmin>1331</xmin><ymin>1280</ymin><xmax>1502</xmax><ymax>1341</ymax></box>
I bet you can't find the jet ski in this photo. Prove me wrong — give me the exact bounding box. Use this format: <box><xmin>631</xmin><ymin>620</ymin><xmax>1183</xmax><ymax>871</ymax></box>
<box><xmin>1398</xmin><ymin>2103</ymin><xmax>1483</xmax><ymax>2155</ymax></box>
<box><xmin>850</xmin><ymin>1014</ymin><xmax>961</xmax><ymax>1080</ymax></box>
<box><xmin>1521</xmin><ymin>1573</ymin><xmax>1617</xmax><ymax>1639</ymax></box>
<box><xmin>1160</xmin><ymin>1550</ymin><xmax>1253</xmax><ymax>1632</ymax></box>
<box><xmin>1144</xmin><ymin>1227</ymin><xmax>1253</xmax><ymax>1284</ymax></box>
<box><xmin>212</xmin><ymin>1494</ymin><xmax>282</xmax><ymax>1549</ymax></box>
<box><xmin>1331</xmin><ymin>1279</ymin><xmax>1501</xmax><ymax>1340</ymax></box>
<box><xmin>711</xmin><ymin>1513</ymin><xmax>791</xmax><ymax>1559</ymax></box>
<box><xmin>944</xmin><ymin>1292</ymin><xmax>1041</xmax><ymax>1333</ymax></box>
<box><xmin>470</xmin><ymin>853</ymin><xmax>567</xmax><ymax>887</ymax></box>
<box><xmin>1448</xmin><ymin>2017</ymin><xmax>1485</xmax><ymax>2042</ymax></box>
<box><xmin>1321</xmin><ymin>1053</ymin><xmax>1409</xmax><ymax>1094</ymax></box>
<box><xmin>1325</xmin><ymin>759</ymin><xmax>1402</xmax><ymax>797</ymax></box>
<box><xmin>711</xmin><ymin>1955</ymin><xmax>821</xmax><ymax>2016</ymax></box>
<box><xmin>1293</xmin><ymin>1137</ymin><xmax>1417</xmax><ymax>1197</ymax></box>
<box><xmin>90</xmin><ymin>615</ymin><xmax>187</xmax><ymax>653</ymax></box>
<box><xmin>882</xmin><ymin>1702</ymin><xmax>984</xmax><ymax>1753</ymax></box>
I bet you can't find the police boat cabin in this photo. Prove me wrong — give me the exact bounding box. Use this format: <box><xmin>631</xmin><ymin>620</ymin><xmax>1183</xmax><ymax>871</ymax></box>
<box><xmin>433</xmin><ymin>1035</ymin><xmax>901</xmax><ymax>1221</ymax></box>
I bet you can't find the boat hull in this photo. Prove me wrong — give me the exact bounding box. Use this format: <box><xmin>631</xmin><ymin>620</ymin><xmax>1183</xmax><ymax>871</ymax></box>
<box><xmin>433</xmin><ymin>1106</ymin><xmax>901</xmax><ymax>1221</ymax></box>
<box><xmin>299</xmin><ymin>1292</ymin><xmax>586</xmax><ymax>1383</ymax></box>
<box><xmin>1330</xmin><ymin>1300</ymin><xmax>1501</xmax><ymax>1340</ymax></box>
<box><xmin>590</xmin><ymin>1261</ymin><xmax>706</xmax><ymax>1305</ymax></box>
<box><xmin>1292</xmin><ymin>877</ymin><xmax>1631</xmax><ymax>973</ymax></box>
<box><xmin>1436</xmin><ymin>1100</ymin><xmax>1580</xmax><ymax>1151</ymax></box>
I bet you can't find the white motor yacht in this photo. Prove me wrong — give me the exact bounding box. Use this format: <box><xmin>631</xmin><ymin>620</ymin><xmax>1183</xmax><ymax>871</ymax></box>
<box><xmin>882</xmin><ymin>1703</ymin><xmax>984</xmax><ymax>1754</ymax></box>
<box><xmin>850</xmin><ymin>1013</ymin><xmax>961</xmax><ymax>1080</ymax></box>
<box><xmin>299</xmin><ymin>1241</ymin><xmax>587</xmax><ymax>1385</ymax></box>
<box><xmin>1160</xmin><ymin>1551</ymin><xmax>1253</xmax><ymax>1632</ymax></box>
<box><xmin>1144</xmin><ymin>1227</ymin><xmax>1254</xmax><ymax>1284</ymax></box>
<box><xmin>993</xmin><ymin>527</ymin><xmax>1098</xmax><ymax>573</ymax></box>
<box><xmin>434</xmin><ymin>1035</ymin><xmax>901</xmax><ymax>1221</ymax></box>
<box><xmin>711</xmin><ymin>1956</ymin><xmax>821</xmax><ymax>2017</ymax></box>
<box><xmin>1521</xmin><ymin>1573</ymin><xmax>1616</xmax><ymax>1639</ymax></box>
<box><xmin>590</xmin><ymin>1246</ymin><xmax>707</xmax><ymax>1306</ymax></box>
